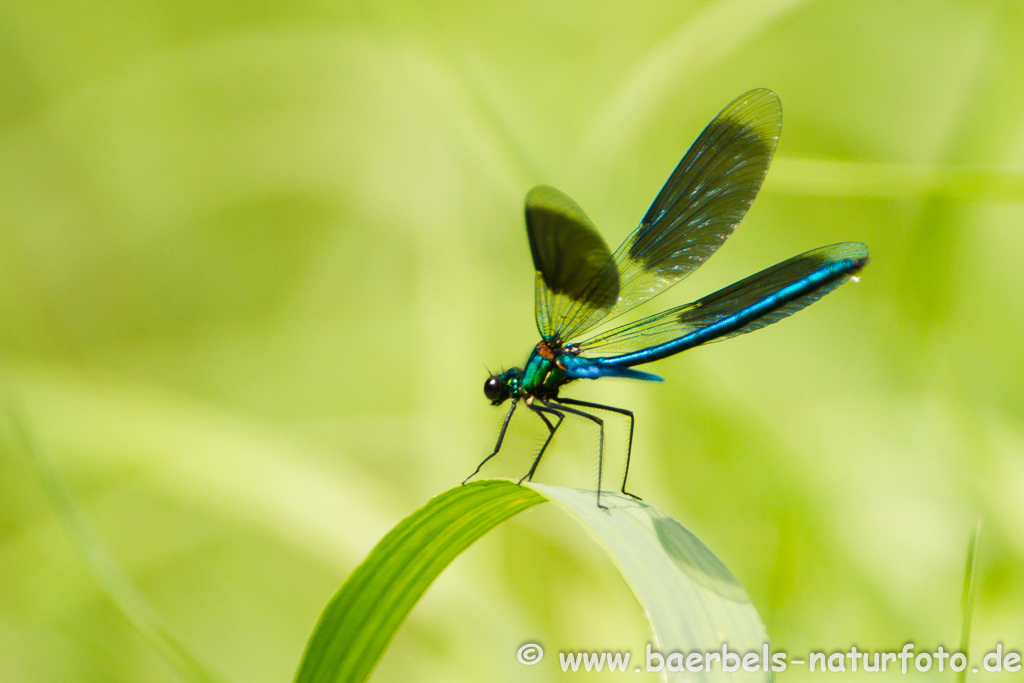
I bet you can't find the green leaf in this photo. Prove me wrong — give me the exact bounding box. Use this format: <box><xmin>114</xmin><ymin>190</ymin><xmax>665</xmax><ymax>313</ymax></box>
<box><xmin>295</xmin><ymin>480</ymin><xmax>772</xmax><ymax>683</ymax></box>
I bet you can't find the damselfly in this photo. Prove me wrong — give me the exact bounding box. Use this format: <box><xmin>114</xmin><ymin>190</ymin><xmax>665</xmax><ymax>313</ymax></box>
<box><xmin>467</xmin><ymin>89</ymin><xmax>868</xmax><ymax>507</ymax></box>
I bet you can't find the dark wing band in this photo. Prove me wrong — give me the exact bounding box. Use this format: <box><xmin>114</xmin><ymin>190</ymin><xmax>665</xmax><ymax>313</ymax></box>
<box><xmin>526</xmin><ymin>185</ymin><xmax>619</xmax><ymax>339</ymax></box>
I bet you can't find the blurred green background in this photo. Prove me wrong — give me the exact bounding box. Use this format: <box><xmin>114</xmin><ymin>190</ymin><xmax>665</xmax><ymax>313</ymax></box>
<box><xmin>2</xmin><ymin>0</ymin><xmax>1024</xmax><ymax>680</ymax></box>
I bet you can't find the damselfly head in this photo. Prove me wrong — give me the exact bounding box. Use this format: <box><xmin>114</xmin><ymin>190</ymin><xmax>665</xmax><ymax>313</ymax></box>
<box><xmin>484</xmin><ymin>369</ymin><xmax>518</xmax><ymax>405</ymax></box>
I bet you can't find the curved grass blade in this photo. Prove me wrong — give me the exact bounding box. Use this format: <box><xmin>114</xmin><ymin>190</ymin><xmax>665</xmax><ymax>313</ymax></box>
<box><xmin>296</xmin><ymin>480</ymin><xmax>772</xmax><ymax>683</ymax></box>
<box><xmin>2</xmin><ymin>407</ymin><xmax>228</xmax><ymax>683</ymax></box>
<box><xmin>293</xmin><ymin>481</ymin><xmax>546</xmax><ymax>683</ymax></box>
<box><xmin>527</xmin><ymin>484</ymin><xmax>772</xmax><ymax>683</ymax></box>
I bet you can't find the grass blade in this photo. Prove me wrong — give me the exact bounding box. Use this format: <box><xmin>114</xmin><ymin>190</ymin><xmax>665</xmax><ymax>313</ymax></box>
<box><xmin>293</xmin><ymin>480</ymin><xmax>546</xmax><ymax>683</ymax></box>
<box><xmin>956</xmin><ymin>520</ymin><xmax>982</xmax><ymax>683</ymax></box>
<box><xmin>296</xmin><ymin>481</ymin><xmax>772</xmax><ymax>683</ymax></box>
<box><xmin>2</xmin><ymin>408</ymin><xmax>228</xmax><ymax>683</ymax></box>
<box><xmin>528</xmin><ymin>484</ymin><xmax>771</xmax><ymax>683</ymax></box>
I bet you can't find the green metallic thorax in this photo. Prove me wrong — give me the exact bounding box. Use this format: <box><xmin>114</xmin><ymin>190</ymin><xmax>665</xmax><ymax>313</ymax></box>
<box><xmin>520</xmin><ymin>341</ymin><xmax>568</xmax><ymax>397</ymax></box>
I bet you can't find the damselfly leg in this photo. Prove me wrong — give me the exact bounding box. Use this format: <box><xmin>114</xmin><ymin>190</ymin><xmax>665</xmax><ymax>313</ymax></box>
<box><xmin>463</xmin><ymin>399</ymin><xmax>518</xmax><ymax>485</ymax></box>
<box><xmin>544</xmin><ymin>400</ymin><xmax>610</xmax><ymax>509</ymax></box>
<box><xmin>554</xmin><ymin>397</ymin><xmax>640</xmax><ymax>501</ymax></box>
<box><xmin>518</xmin><ymin>405</ymin><xmax>565</xmax><ymax>484</ymax></box>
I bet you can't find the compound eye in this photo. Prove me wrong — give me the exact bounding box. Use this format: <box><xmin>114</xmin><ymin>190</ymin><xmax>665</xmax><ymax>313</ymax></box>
<box><xmin>484</xmin><ymin>376</ymin><xmax>503</xmax><ymax>401</ymax></box>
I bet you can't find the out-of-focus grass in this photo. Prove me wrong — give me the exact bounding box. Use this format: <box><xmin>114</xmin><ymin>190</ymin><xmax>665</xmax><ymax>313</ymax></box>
<box><xmin>956</xmin><ymin>522</ymin><xmax>981</xmax><ymax>683</ymax></box>
<box><xmin>2</xmin><ymin>410</ymin><xmax>227</xmax><ymax>683</ymax></box>
<box><xmin>2</xmin><ymin>1</ymin><xmax>1024</xmax><ymax>681</ymax></box>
